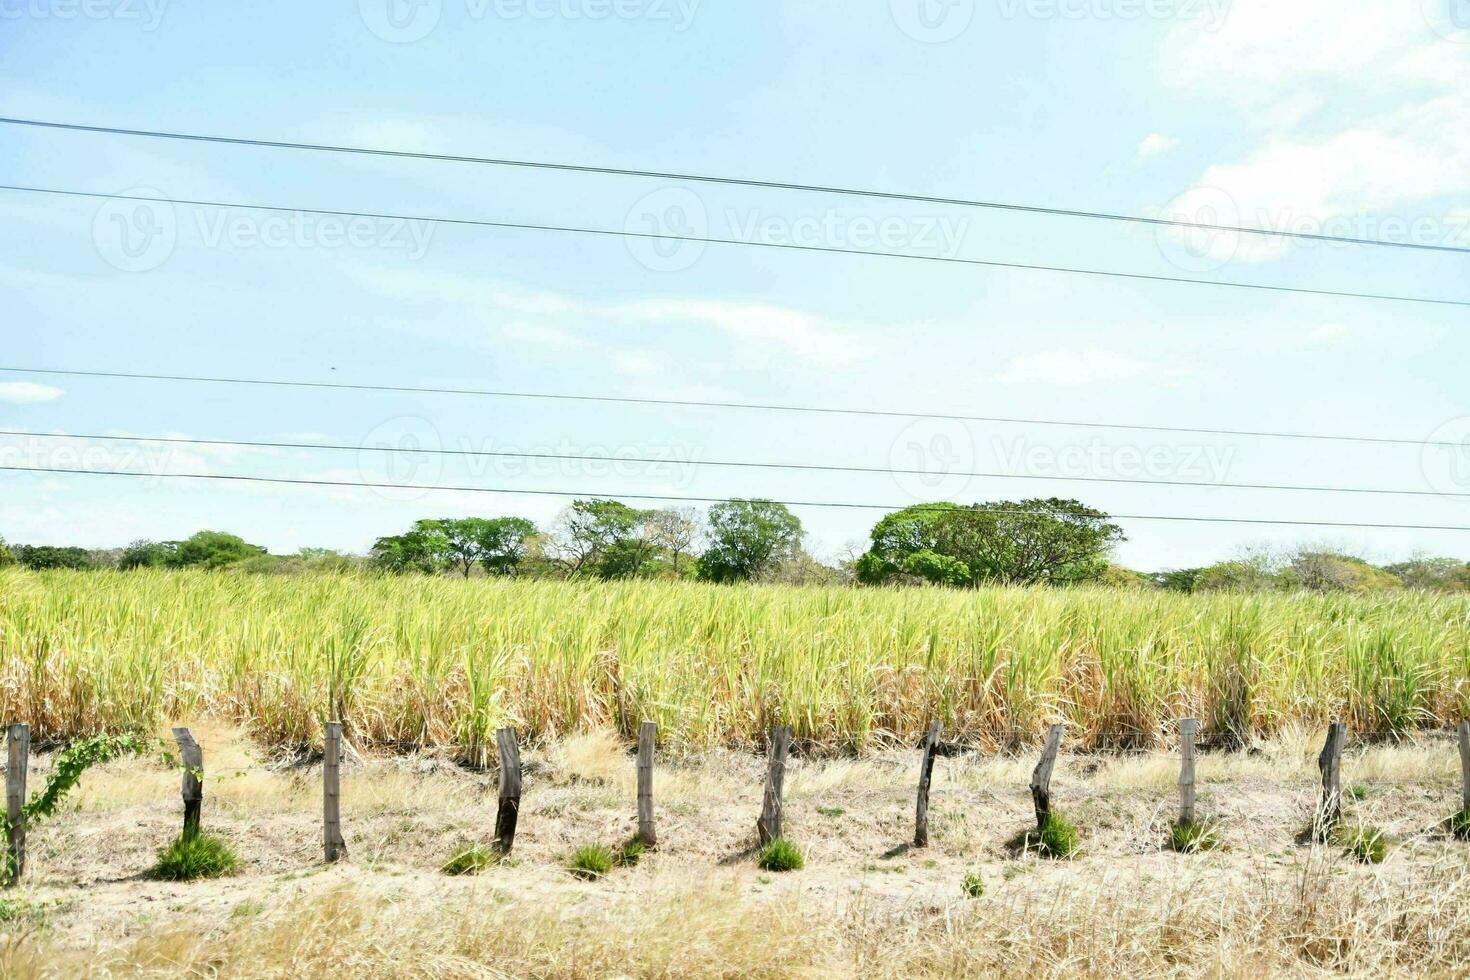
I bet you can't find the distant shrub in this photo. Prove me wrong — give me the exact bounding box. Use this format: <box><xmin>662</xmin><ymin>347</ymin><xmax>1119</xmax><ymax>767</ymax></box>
<box><xmin>756</xmin><ymin>838</ymin><xmax>804</xmax><ymax>872</ymax></box>
<box><xmin>1169</xmin><ymin>820</ymin><xmax>1221</xmax><ymax>854</ymax></box>
<box><xmin>568</xmin><ymin>844</ymin><xmax>615</xmax><ymax>880</ymax></box>
<box><xmin>149</xmin><ymin>832</ymin><xmax>239</xmax><ymax>881</ymax></box>
<box><xmin>961</xmin><ymin>870</ymin><xmax>984</xmax><ymax>898</ymax></box>
<box><xmin>441</xmin><ymin>844</ymin><xmax>496</xmax><ymax>876</ymax></box>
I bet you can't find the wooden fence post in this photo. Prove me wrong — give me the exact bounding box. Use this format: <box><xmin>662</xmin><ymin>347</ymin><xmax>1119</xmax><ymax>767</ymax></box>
<box><xmin>757</xmin><ymin>725</ymin><xmax>792</xmax><ymax>846</ymax></box>
<box><xmin>1178</xmin><ymin>718</ymin><xmax>1198</xmax><ymax>826</ymax></box>
<box><xmin>5</xmin><ymin>724</ymin><xmax>29</xmax><ymax>886</ymax></box>
<box><xmin>1316</xmin><ymin>720</ymin><xmax>1345</xmax><ymax>835</ymax></box>
<box><xmin>1458</xmin><ymin>719</ymin><xmax>1469</xmax><ymax>813</ymax></box>
<box><xmin>323</xmin><ymin>721</ymin><xmax>347</xmax><ymax>863</ymax></box>
<box><xmin>636</xmin><ymin>720</ymin><xmax>656</xmax><ymax>848</ymax></box>
<box><xmin>913</xmin><ymin>720</ymin><xmax>941</xmax><ymax>847</ymax></box>
<box><xmin>171</xmin><ymin>727</ymin><xmax>203</xmax><ymax>838</ymax></box>
<box><xmin>494</xmin><ymin>727</ymin><xmax>522</xmax><ymax>855</ymax></box>
<box><xmin>1030</xmin><ymin>723</ymin><xmax>1064</xmax><ymax>828</ymax></box>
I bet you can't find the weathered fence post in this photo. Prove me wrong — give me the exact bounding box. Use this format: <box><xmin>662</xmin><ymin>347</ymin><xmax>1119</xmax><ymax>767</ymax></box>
<box><xmin>1030</xmin><ymin>723</ymin><xmax>1064</xmax><ymax>828</ymax></box>
<box><xmin>323</xmin><ymin>721</ymin><xmax>347</xmax><ymax>863</ymax></box>
<box><xmin>757</xmin><ymin>725</ymin><xmax>792</xmax><ymax>846</ymax></box>
<box><xmin>172</xmin><ymin>727</ymin><xmax>203</xmax><ymax>837</ymax></box>
<box><xmin>494</xmin><ymin>727</ymin><xmax>522</xmax><ymax>855</ymax></box>
<box><xmin>1458</xmin><ymin>719</ymin><xmax>1469</xmax><ymax>813</ymax></box>
<box><xmin>914</xmin><ymin>720</ymin><xmax>941</xmax><ymax>847</ymax></box>
<box><xmin>5</xmin><ymin>724</ymin><xmax>29</xmax><ymax>885</ymax></box>
<box><xmin>1178</xmin><ymin>718</ymin><xmax>1198</xmax><ymax>826</ymax></box>
<box><xmin>1316</xmin><ymin>720</ymin><xmax>1345</xmax><ymax>835</ymax></box>
<box><xmin>637</xmin><ymin>720</ymin><xmax>656</xmax><ymax>848</ymax></box>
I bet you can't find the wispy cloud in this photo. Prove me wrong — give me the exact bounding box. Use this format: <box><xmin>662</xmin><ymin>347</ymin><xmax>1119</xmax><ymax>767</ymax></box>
<box><xmin>994</xmin><ymin>348</ymin><xmax>1179</xmax><ymax>387</ymax></box>
<box><xmin>0</xmin><ymin>382</ymin><xmax>64</xmax><ymax>404</ymax></box>
<box><xmin>1137</xmin><ymin>133</ymin><xmax>1180</xmax><ymax>160</ymax></box>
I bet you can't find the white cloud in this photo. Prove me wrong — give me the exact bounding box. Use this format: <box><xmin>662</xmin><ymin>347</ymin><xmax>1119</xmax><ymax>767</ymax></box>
<box><xmin>1137</xmin><ymin>133</ymin><xmax>1180</xmax><ymax>160</ymax></box>
<box><xmin>994</xmin><ymin>349</ymin><xmax>1170</xmax><ymax>387</ymax></box>
<box><xmin>610</xmin><ymin>350</ymin><xmax>667</xmax><ymax>375</ymax></box>
<box><xmin>500</xmin><ymin>321</ymin><xmax>588</xmax><ymax>350</ymax></box>
<box><xmin>1308</xmin><ymin>322</ymin><xmax>1350</xmax><ymax>344</ymax></box>
<box><xmin>620</xmin><ymin>297</ymin><xmax>873</xmax><ymax>368</ymax></box>
<box><xmin>0</xmin><ymin>383</ymin><xmax>64</xmax><ymax>404</ymax></box>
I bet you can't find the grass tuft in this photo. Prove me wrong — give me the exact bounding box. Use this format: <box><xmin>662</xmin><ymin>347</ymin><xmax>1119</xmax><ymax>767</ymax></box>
<box><xmin>617</xmin><ymin>838</ymin><xmax>646</xmax><ymax>867</ymax></box>
<box><xmin>568</xmin><ymin>844</ymin><xmax>615</xmax><ymax>880</ymax></box>
<box><xmin>149</xmin><ymin>831</ymin><xmax>239</xmax><ymax>881</ymax></box>
<box><xmin>1333</xmin><ymin>823</ymin><xmax>1391</xmax><ymax>864</ymax></box>
<box><xmin>756</xmin><ymin>837</ymin><xmax>804</xmax><ymax>872</ymax></box>
<box><xmin>441</xmin><ymin>844</ymin><xmax>496</xmax><ymax>876</ymax></box>
<box><xmin>961</xmin><ymin>870</ymin><xmax>984</xmax><ymax>898</ymax></box>
<box><xmin>1013</xmin><ymin>813</ymin><xmax>1080</xmax><ymax>859</ymax></box>
<box><xmin>1450</xmin><ymin>808</ymin><xmax>1470</xmax><ymax>841</ymax></box>
<box><xmin>1169</xmin><ymin>820</ymin><xmax>1222</xmax><ymax>854</ymax></box>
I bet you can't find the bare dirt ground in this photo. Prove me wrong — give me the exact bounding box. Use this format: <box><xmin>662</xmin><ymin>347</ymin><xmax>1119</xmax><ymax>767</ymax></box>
<box><xmin>3</xmin><ymin>723</ymin><xmax>1469</xmax><ymax>978</ymax></box>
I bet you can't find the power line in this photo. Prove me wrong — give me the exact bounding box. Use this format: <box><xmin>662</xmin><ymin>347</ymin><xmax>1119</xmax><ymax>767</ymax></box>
<box><xmin>3</xmin><ymin>364</ymin><xmax>1466</xmax><ymax>452</ymax></box>
<box><xmin>3</xmin><ymin>114</ymin><xmax>1466</xmax><ymax>257</ymax></box>
<box><xmin>5</xmin><ymin>183</ymin><xmax>1468</xmax><ymax>309</ymax></box>
<box><xmin>4</xmin><ymin>463</ymin><xmax>1470</xmax><ymax>531</ymax></box>
<box><xmin>6</xmin><ymin>427</ymin><xmax>1467</xmax><ymax>501</ymax></box>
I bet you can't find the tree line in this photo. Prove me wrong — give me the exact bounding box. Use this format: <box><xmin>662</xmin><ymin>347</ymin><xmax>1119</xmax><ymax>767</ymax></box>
<box><xmin>2</xmin><ymin>495</ymin><xmax>1468</xmax><ymax>593</ymax></box>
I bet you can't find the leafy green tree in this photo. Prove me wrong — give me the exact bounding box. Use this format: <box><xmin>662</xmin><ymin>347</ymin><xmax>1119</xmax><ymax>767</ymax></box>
<box><xmin>13</xmin><ymin>545</ymin><xmax>95</xmax><ymax>571</ymax></box>
<box><xmin>119</xmin><ymin>539</ymin><xmax>178</xmax><ymax>570</ymax></box>
<box><xmin>1382</xmin><ymin>556</ymin><xmax>1470</xmax><ymax>592</ymax></box>
<box><xmin>421</xmin><ymin>517</ymin><xmax>538</xmax><ymax>578</ymax></box>
<box><xmin>698</xmin><ymin>499</ymin><xmax>803</xmax><ymax>583</ymax></box>
<box><xmin>857</xmin><ymin>499</ymin><xmax>1123</xmax><ymax>587</ymax></box>
<box><xmin>0</xmin><ymin>537</ymin><xmax>12</xmax><ymax>568</ymax></box>
<box><xmin>551</xmin><ymin>499</ymin><xmax>658</xmax><ymax>579</ymax></box>
<box><xmin>168</xmin><ymin>531</ymin><xmax>267</xmax><ymax>569</ymax></box>
<box><xmin>370</xmin><ymin>523</ymin><xmax>451</xmax><ymax>575</ymax></box>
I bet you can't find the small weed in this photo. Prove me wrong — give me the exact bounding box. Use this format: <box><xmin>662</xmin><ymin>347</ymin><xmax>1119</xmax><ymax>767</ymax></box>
<box><xmin>816</xmin><ymin>806</ymin><xmax>846</xmax><ymax>818</ymax></box>
<box><xmin>1169</xmin><ymin>820</ymin><xmax>1222</xmax><ymax>854</ymax></box>
<box><xmin>0</xmin><ymin>897</ymin><xmax>49</xmax><ymax>926</ymax></box>
<box><xmin>961</xmin><ymin>871</ymin><xmax>984</xmax><ymax>898</ymax></box>
<box><xmin>616</xmin><ymin>838</ymin><xmax>645</xmax><ymax>867</ymax></box>
<box><xmin>149</xmin><ymin>832</ymin><xmax>239</xmax><ymax>881</ymax></box>
<box><xmin>1448</xmin><ymin>808</ymin><xmax>1470</xmax><ymax>841</ymax></box>
<box><xmin>441</xmin><ymin>844</ymin><xmax>496</xmax><ymax>876</ymax></box>
<box><xmin>1348</xmin><ymin>785</ymin><xmax>1369</xmax><ymax>801</ymax></box>
<box><xmin>1011</xmin><ymin>813</ymin><xmax>1080</xmax><ymax>859</ymax></box>
<box><xmin>756</xmin><ymin>837</ymin><xmax>804</xmax><ymax>872</ymax></box>
<box><xmin>568</xmin><ymin>844</ymin><xmax>615</xmax><ymax>880</ymax></box>
<box><xmin>1333</xmin><ymin>823</ymin><xmax>1390</xmax><ymax>864</ymax></box>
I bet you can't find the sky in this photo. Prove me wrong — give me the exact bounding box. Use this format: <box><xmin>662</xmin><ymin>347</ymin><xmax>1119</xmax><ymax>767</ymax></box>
<box><xmin>1</xmin><ymin>0</ymin><xmax>1468</xmax><ymax>571</ymax></box>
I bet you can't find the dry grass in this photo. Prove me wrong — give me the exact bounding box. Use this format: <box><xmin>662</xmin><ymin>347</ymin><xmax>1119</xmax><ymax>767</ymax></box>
<box><xmin>2</xmin><ymin>727</ymin><xmax>1469</xmax><ymax>977</ymax></box>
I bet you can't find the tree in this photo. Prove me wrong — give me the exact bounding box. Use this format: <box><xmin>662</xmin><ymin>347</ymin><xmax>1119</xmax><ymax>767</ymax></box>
<box><xmin>0</xmin><ymin>537</ymin><xmax>12</xmax><ymax>568</ymax></box>
<box><xmin>417</xmin><ymin>517</ymin><xmax>538</xmax><ymax>578</ymax></box>
<box><xmin>551</xmin><ymin>499</ymin><xmax>657</xmax><ymax>579</ymax></box>
<box><xmin>1382</xmin><ymin>556</ymin><xmax>1470</xmax><ymax>592</ymax></box>
<box><xmin>644</xmin><ymin>507</ymin><xmax>702</xmax><ymax>578</ymax></box>
<box><xmin>856</xmin><ymin>498</ymin><xmax>1123</xmax><ymax>587</ymax></box>
<box><xmin>370</xmin><ymin>523</ymin><xmax>450</xmax><ymax>575</ymax></box>
<box><xmin>119</xmin><ymin>539</ymin><xmax>178</xmax><ymax>570</ymax></box>
<box><xmin>698</xmin><ymin>499</ymin><xmax>803</xmax><ymax>583</ymax></box>
<box><xmin>169</xmin><ymin>531</ymin><xmax>267</xmax><ymax>569</ymax></box>
<box><xmin>1285</xmin><ymin>551</ymin><xmax>1400</xmax><ymax>592</ymax></box>
<box><xmin>12</xmin><ymin>545</ymin><xmax>95</xmax><ymax>571</ymax></box>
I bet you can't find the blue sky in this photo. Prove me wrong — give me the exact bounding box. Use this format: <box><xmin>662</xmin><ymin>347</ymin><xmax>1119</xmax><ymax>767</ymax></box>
<box><xmin>1</xmin><ymin>0</ymin><xmax>1468</xmax><ymax>570</ymax></box>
